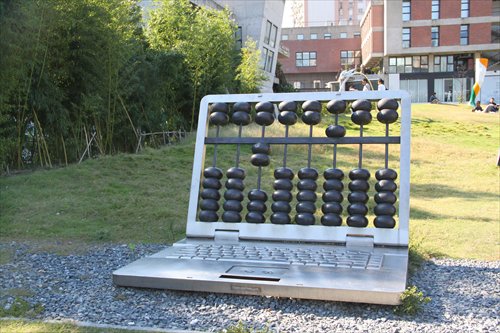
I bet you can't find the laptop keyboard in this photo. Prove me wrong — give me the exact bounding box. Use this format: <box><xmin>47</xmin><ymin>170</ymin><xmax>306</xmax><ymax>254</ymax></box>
<box><xmin>164</xmin><ymin>244</ymin><xmax>383</xmax><ymax>270</ymax></box>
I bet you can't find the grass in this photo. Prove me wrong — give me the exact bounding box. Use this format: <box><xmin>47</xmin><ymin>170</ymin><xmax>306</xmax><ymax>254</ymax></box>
<box><xmin>0</xmin><ymin>319</ymin><xmax>157</xmax><ymax>333</ymax></box>
<box><xmin>0</xmin><ymin>103</ymin><xmax>498</xmax><ymax>260</ymax></box>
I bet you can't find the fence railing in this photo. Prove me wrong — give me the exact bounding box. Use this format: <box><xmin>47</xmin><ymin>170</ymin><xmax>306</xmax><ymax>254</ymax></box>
<box><xmin>135</xmin><ymin>130</ymin><xmax>188</xmax><ymax>153</ymax></box>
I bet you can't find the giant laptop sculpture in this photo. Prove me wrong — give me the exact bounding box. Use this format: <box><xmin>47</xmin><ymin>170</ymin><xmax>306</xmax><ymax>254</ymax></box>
<box><xmin>114</xmin><ymin>90</ymin><xmax>411</xmax><ymax>305</ymax></box>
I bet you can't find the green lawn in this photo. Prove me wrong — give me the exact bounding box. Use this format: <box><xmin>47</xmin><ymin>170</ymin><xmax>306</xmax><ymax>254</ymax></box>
<box><xmin>0</xmin><ymin>103</ymin><xmax>498</xmax><ymax>260</ymax></box>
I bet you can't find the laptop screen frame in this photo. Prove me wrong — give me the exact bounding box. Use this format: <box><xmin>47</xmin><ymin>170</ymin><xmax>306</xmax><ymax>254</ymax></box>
<box><xmin>185</xmin><ymin>91</ymin><xmax>411</xmax><ymax>246</ymax></box>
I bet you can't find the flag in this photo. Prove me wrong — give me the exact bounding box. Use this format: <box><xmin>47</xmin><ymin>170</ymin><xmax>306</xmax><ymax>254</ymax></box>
<box><xmin>469</xmin><ymin>58</ymin><xmax>488</xmax><ymax>106</ymax></box>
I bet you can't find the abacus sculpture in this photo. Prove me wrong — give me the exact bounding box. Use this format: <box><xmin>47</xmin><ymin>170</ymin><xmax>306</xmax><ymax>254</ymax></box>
<box><xmin>114</xmin><ymin>90</ymin><xmax>411</xmax><ymax>305</ymax></box>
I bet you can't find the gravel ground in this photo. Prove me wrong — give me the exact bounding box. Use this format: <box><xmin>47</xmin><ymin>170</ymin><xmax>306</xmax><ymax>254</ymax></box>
<box><xmin>0</xmin><ymin>242</ymin><xmax>499</xmax><ymax>333</ymax></box>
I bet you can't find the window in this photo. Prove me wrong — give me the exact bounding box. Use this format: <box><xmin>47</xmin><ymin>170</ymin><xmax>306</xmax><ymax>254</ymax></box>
<box><xmin>389</xmin><ymin>56</ymin><xmax>428</xmax><ymax>73</ymax></box>
<box><xmin>340</xmin><ymin>32</ymin><xmax>347</xmax><ymax>38</ymax></box>
<box><xmin>402</xmin><ymin>28</ymin><xmax>411</xmax><ymax>48</ymax></box>
<box><xmin>293</xmin><ymin>82</ymin><xmax>301</xmax><ymax>89</ymax></box>
<box><xmin>235</xmin><ymin>27</ymin><xmax>242</xmax><ymax>49</ymax></box>
<box><xmin>354</xmin><ymin>32</ymin><xmax>361</xmax><ymax>38</ymax></box>
<box><xmin>324</xmin><ymin>33</ymin><xmax>331</xmax><ymax>39</ymax></box>
<box><xmin>310</xmin><ymin>33</ymin><xmax>318</xmax><ymax>40</ymax></box>
<box><xmin>433</xmin><ymin>55</ymin><xmax>454</xmax><ymax>72</ymax></box>
<box><xmin>313</xmin><ymin>80</ymin><xmax>321</xmax><ymax>89</ymax></box>
<box><xmin>264</xmin><ymin>20</ymin><xmax>278</xmax><ymax>47</ymax></box>
<box><xmin>432</xmin><ymin>0</ymin><xmax>439</xmax><ymax>20</ymax></box>
<box><xmin>340</xmin><ymin>50</ymin><xmax>360</xmax><ymax>66</ymax></box>
<box><xmin>262</xmin><ymin>47</ymin><xmax>274</xmax><ymax>72</ymax></box>
<box><xmin>296</xmin><ymin>52</ymin><xmax>317</xmax><ymax>67</ymax></box>
<box><xmin>493</xmin><ymin>23</ymin><xmax>500</xmax><ymax>43</ymax></box>
<box><xmin>461</xmin><ymin>0</ymin><xmax>469</xmax><ymax>18</ymax></box>
<box><xmin>270</xmin><ymin>25</ymin><xmax>278</xmax><ymax>47</ymax></box>
<box><xmin>282</xmin><ymin>34</ymin><xmax>288</xmax><ymax>41</ymax></box>
<box><xmin>460</xmin><ymin>25</ymin><xmax>469</xmax><ymax>45</ymax></box>
<box><xmin>402</xmin><ymin>0</ymin><xmax>411</xmax><ymax>21</ymax></box>
<box><xmin>264</xmin><ymin>21</ymin><xmax>272</xmax><ymax>45</ymax></box>
<box><xmin>431</xmin><ymin>26</ymin><xmax>439</xmax><ymax>47</ymax></box>
<box><xmin>297</xmin><ymin>34</ymin><xmax>304</xmax><ymax>40</ymax></box>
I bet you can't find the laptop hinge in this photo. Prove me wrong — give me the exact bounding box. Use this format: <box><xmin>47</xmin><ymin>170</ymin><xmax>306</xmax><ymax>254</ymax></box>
<box><xmin>346</xmin><ymin>235</ymin><xmax>374</xmax><ymax>250</ymax></box>
<box><xmin>214</xmin><ymin>230</ymin><xmax>239</xmax><ymax>243</ymax></box>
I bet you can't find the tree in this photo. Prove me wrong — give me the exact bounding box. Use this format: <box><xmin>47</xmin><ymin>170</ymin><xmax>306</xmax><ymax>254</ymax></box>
<box><xmin>236</xmin><ymin>38</ymin><xmax>267</xmax><ymax>93</ymax></box>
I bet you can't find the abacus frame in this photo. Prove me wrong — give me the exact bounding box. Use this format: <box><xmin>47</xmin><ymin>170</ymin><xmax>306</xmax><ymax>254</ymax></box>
<box><xmin>186</xmin><ymin>90</ymin><xmax>411</xmax><ymax>247</ymax></box>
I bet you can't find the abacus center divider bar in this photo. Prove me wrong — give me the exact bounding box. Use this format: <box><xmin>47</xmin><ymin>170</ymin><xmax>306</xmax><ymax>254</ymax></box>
<box><xmin>205</xmin><ymin>136</ymin><xmax>400</xmax><ymax>145</ymax></box>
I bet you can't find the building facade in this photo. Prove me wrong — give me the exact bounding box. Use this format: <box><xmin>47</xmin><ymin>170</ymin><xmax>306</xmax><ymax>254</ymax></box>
<box><xmin>280</xmin><ymin>0</ymin><xmax>499</xmax><ymax>102</ymax></box>
<box><xmin>284</xmin><ymin>0</ymin><xmax>368</xmax><ymax>27</ymax></box>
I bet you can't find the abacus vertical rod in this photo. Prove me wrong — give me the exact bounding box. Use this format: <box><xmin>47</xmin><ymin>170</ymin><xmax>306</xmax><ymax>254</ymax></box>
<box><xmin>307</xmin><ymin>125</ymin><xmax>313</xmax><ymax>168</ymax></box>
<box><xmin>212</xmin><ymin>125</ymin><xmax>220</xmax><ymax>167</ymax></box>
<box><xmin>257</xmin><ymin>126</ymin><xmax>266</xmax><ymax>190</ymax></box>
<box><xmin>359</xmin><ymin>125</ymin><xmax>363</xmax><ymax>169</ymax></box>
<box><xmin>283</xmin><ymin>125</ymin><xmax>289</xmax><ymax>168</ymax></box>
<box><xmin>385</xmin><ymin>123</ymin><xmax>389</xmax><ymax>169</ymax></box>
<box><xmin>235</xmin><ymin>125</ymin><xmax>242</xmax><ymax>167</ymax></box>
<box><xmin>333</xmin><ymin>114</ymin><xmax>338</xmax><ymax>168</ymax></box>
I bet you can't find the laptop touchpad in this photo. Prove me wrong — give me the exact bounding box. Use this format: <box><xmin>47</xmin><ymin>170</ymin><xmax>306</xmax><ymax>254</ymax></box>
<box><xmin>220</xmin><ymin>266</ymin><xmax>288</xmax><ymax>282</ymax></box>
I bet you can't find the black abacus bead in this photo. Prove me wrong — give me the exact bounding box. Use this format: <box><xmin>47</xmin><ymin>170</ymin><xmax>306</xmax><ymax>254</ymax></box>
<box><xmin>348</xmin><ymin>179</ymin><xmax>370</xmax><ymax>192</ymax></box>
<box><xmin>375</xmin><ymin>168</ymin><xmax>398</xmax><ymax>180</ymax></box>
<box><xmin>375</xmin><ymin>180</ymin><xmax>397</xmax><ymax>192</ymax></box>
<box><xmin>374</xmin><ymin>203</ymin><xmax>396</xmax><ymax>216</ymax></box>
<box><xmin>296</xmin><ymin>201</ymin><xmax>316</xmax><ymax>214</ymax></box>
<box><xmin>298</xmin><ymin>168</ymin><xmax>319</xmax><ymax>180</ymax></box>
<box><xmin>348</xmin><ymin>191</ymin><xmax>369</xmax><ymax>203</ymax></box>
<box><xmin>275</xmin><ymin>167</ymin><xmax>294</xmax><ymax>180</ymax></box>
<box><xmin>247</xmin><ymin>200</ymin><xmax>266</xmax><ymax>213</ymax></box>
<box><xmin>351</xmin><ymin>110</ymin><xmax>372</xmax><ymax>125</ymax></box>
<box><xmin>200</xmin><ymin>199</ymin><xmax>219</xmax><ymax>211</ymax></box>
<box><xmin>224</xmin><ymin>189</ymin><xmax>244</xmax><ymax>201</ymax></box>
<box><xmin>302</xmin><ymin>100</ymin><xmax>322</xmax><ymax>112</ymax></box>
<box><xmin>377</xmin><ymin>98</ymin><xmax>398</xmax><ymax>111</ymax></box>
<box><xmin>377</xmin><ymin>109</ymin><xmax>399</xmax><ymax>124</ymax></box>
<box><xmin>203</xmin><ymin>178</ymin><xmax>221</xmax><ymax>189</ymax></box>
<box><xmin>252</xmin><ymin>142</ymin><xmax>270</xmax><ymax>154</ymax></box>
<box><xmin>322</xmin><ymin>190</ymin><xmax>343</xmax><ymax>203</ymax></box>
<box><xmin>272</xmin><ymin>201</ymin><xmax>292</xmax><ymax>213</ymax></box>
<box><xmin>256</xmin><ymin>101</ymin><xmax>274</xmax><ymax>112</ymax></box>
<box><xmin>347</xmin><ymin>215</ymin><xmax>368</xmax><ymax>227</ymax></box>
<box><xmin>273</xmin><ymin>190</ymin><xmax>293</xmax><ymax>202</ymax></box>
<box><xmin>374</xmin><ymin>216</ymin><xmax>396</xmax><ymax>228</ymax></box>
<box><xmin>204</xmin><ymin>167</ymin><xmax>223</xmax><ymax>179</ymax></box>
<box><xmin>321</xmin><ymin>202</ymin><xmax>343</xmax><ymax>214</ymax></box>
<box><xmin>278</xmin><ymin>111</ymin><xmax>298</xmax><ymax>125</ymax></box>
<box><xmin>295</xmin><ymin>213</ymin><xmax>315</xmax><ymax>225</ymax></box>
<box><xmin>302</xmin><ymin>111</ymin><xmax>321</xmax><ymax>125</ymax></box>
<box><xmin>323</xmin><ymin>179</ymin><xmax>344</xmax><ymax>191</ymax></box>
<box><xmin>225</xmin><ymin>178</ymin><xmax>244</xmax><ymax>191</ymax></box>
<box><xmin>324</xmin><ymin>168</ymin><xmax>344</xmax><ymax>180</ymax></box>
<box><xmin>255</xmin><ymin>112</ymin><xmax>275</xmax><ymax>126</ymax></box>
<box><xmin>271</xmin><ymin>212</ymin><xmax>291</xmax><ymax>224</ymax></box>
<box><xmin>209</xmin><ymin>103</ymin><xmax>228</xmax><ymax>113</ymax></box>
<box><xmin>246</xmin><ymin>212</ymin><xmax>265</xmax><ymax>223</ymax></box>
<box><xmin>278</xmin><ymin>100</ymin><xmax>297</xmax><ymax>111</ymax></box>
<box><xmin>297</xmin><ymin>190</ymin><xmax>317</xmax><ymax>202</ymax></box>
<box><xmin>233</xmin><ymin>102</ymin><xmax>251</xmax><ymax>112</ymax></box>
<box><xmin>349</xmin><ymin>168</ymin><xmax>371</xmax><ymax>180</ymax></box>
<box><xmin>251</xmin><ymin>153</ymin><xmax>270</xmax><ymax>166</ymax></box>
<box><xmin>348</xmin><ymin>203</ymin><xmax>368</xmax><ymax>215</ymax></box>
<box><xmin>227</xmin><ymin>167</ymin><xmax>246</xmax><ymax>179</ymax></box>
<box><xmin>222</xmin><ymin>211</ymin><xmax>241</xmax><ymax>222</ymax></box>
<box><xmin>351</xmin><ymin>99</ymin><xmax>372</xmax><ymax>111</ymax></box>
<box><xmin>274</xmin><ymin>179</ymin><xmax>293</xmax><ymax>191</ymax></box>
<box><xmin>326</xmin><ymin>99</ymin><xmax>346</xmax><ymax>114</ymax></box>
<box><xmin>223</xmin><ymin>200</ymin><xmax>243</xmax><ymax>212</ymax></box>
<box><xmin>209</xmin><ymin>112</ymin><xmax>229</xmax><ymax>126</ymax></box>
<box><xmin>375</xmin><ymin>192</ymin><xmax>397</xmax><ymax>204</ymax></box>
<box><xmin>199</xmin><ymin>210</ymin><xmax>218</xmax><ymax>222</ymax></box>
<box><xmin>248</xmin><ymin>189</ymin><xmax>268</xmax><ymax>201</ymax></box>
<box><xmin>201</xmin><ymin>188</ymin><xmax>221</xmax><ymax>200</ymax></box>
<box><xmin>231</xmin><ymin>111</ymin><xmax>251</xmax><ymax>125</ymax></box>
<box><xmin>325</xmin><ymin>125</ymin><xmax>346</xmax><ymax>138</ymax></box>
<box><xmin>321</xmin><ymin>214</ymin><xmax>342</xmax><ymax>226</ymax></box>
<box><xmin>298</xmin><ymin>179</ymin><xmax>317</xmax><ymax>191</ymax></box>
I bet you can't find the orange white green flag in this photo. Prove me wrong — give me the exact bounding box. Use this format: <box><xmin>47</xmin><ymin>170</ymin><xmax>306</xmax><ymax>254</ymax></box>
<box><xmin>469</xmin><ymin>58</ymin><xmax>488</xmax><ymax>106</ymax></box>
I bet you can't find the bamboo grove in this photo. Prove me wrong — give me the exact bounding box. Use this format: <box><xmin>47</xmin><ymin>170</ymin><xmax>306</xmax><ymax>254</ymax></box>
<box><xmin>0</xmin><ymin>0</ymin><xmax>265</xmax><ymax>170</ymax></box>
